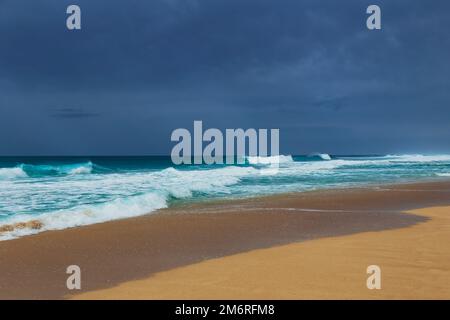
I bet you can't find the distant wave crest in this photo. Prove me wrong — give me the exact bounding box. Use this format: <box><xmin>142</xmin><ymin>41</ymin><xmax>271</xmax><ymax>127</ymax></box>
<box><xmin>0</xmin><ymin>167</ymin><xmax>28</xmax><ymax>180</ymax></box>
<box><xmin>308</xmin><ymin>153</ymin><xmax>331</xmax><ymax>160</ymax></box>
<box><xmin>383</xmin><ymin>154</ymin><xmax>450</xmax><ymax>162</ymax></box>
<box><xmin>0</xmin><ymin>162</ymin><xmax>94</xmax><ymax>181</ymax></box>
<box><xmin>19</xmin><ymin>162</ymin><xmax>93</xmax><ymax>177</ymax></box>
<box><xmin>247</xmin><ymin>155</ymin><xmax>294</xmax><ymax>165</ymax></box>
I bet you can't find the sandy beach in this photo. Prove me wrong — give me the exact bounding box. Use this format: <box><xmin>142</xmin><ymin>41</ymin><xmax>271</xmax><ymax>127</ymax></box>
<box><xmin>2</xmin><ymin>0</ymin><xmax>449</xmax><ymax>303</ymax></box>
<box><xmin>1</xmin><ymin>181</ymin><xmax>450</xmax><ymax>299</ymax></box>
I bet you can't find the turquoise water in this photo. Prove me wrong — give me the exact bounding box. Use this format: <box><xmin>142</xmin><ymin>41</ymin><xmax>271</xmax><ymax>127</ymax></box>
<box><xmin>1</xmin><ymin>154</ymin><xmax>450</xmax><ymax>240</ymax></box>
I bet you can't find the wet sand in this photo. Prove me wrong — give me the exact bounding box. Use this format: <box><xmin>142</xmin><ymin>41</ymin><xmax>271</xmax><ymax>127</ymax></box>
<box><xmin>1</xmin><ymin>181</ymin><xmax>450</xmax><ymax>299</ymax></box>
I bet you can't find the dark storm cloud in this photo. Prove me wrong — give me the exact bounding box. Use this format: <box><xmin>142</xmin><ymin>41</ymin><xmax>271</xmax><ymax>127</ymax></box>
<box><xmin>0</xmin><ymin>0</ymin><xmax>449</xmax><ymax>155</ymax></box>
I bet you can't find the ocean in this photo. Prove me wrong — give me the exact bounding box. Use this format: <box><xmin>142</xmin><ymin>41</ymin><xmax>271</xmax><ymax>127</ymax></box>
<box><xmin>1</xmin><ymin>154</ymin><xmax>450</xmax><ymax>240</ymax></box>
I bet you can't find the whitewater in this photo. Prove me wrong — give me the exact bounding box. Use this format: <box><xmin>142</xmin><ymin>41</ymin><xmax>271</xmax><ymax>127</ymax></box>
<box><xmin>1</xmin><ymin>154</ymin><xmax>450</xmax><ymax>240</ymax></box>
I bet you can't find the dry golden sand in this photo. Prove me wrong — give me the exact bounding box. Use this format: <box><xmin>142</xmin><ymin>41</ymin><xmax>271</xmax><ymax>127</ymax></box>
<box><xmin>73</xmin><ymin>206</ymin><xmax>450</xmax><ymax>300</ymax></box>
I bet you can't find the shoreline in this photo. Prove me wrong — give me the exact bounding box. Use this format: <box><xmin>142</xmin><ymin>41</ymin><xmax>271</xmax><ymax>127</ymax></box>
<box><xmin>1</xmin><ymin>181</ymin><xmax>450</xmax><ymax>299</ymax></box>
<box><xmin>2</xmin><ymin>176</ymin><xmax>449</xmax><ymax>241</ymax></box>
<box><xmin>165</xmin><ymin>175</ymin><xmax>450</xmax><ymax>207</ymax></box>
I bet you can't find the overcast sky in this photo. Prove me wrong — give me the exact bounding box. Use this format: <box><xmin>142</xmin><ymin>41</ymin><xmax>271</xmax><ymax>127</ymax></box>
<box><xmin>1</xmin><ymin>0</ymin><xmax>449</xmax><ymax>155</ymax></box>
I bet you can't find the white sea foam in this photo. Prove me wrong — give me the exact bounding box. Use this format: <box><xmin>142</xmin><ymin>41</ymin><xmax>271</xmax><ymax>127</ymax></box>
<box><xmin>151</xmin><ymin>166</ymin><xmax>258</xmax><ymax>199</ymax></box>
<box><xmin>436</xmin><ymin>173</ymin><xmax>450</xmax><ymax>177</ymax></box>
<box><xmin>0</xmin><ymin>192</ymin><xmax>168</xmax><ymax>240</ymax></box>
<box><xmin>383</xmin><ymin>154</ymin><xmax>450</xmax><ymax>162</ymax></box>
<box><xmin>247</xmin><ymin>155</ymin><xmax>294</xmax><ymax>165</ymax></box>
<box><xmin>317</xmin><ymin>153</ymin><xmax>331</xmax><ymax>160</ymax></box>
<box><xmin>0</xmin><ymin>167</ymin><xmax>28</xmax><ymax>180</ymax></box>
<box><xmin>2</xmin><ymin>154</ymin><xmax>450</xmax><ymax>240</ymax></box>
<box><xmin>68</xmin><ymin>163</ymin><xmax>93</xmax><ymax>175</ymax></box>
<box><xmin>308</xmin><ymin>153</ymin><xmax>331</xmax><ymax>160</ymax></box>
<box><xmin>15</xmin><ymin>162</ymin><xmax>94</xmax><ymax>177</ymax></box>
<box><xmin>271</xmin><ymin>155</ymin><xmax>448</xmax><ymax>177</ymax></box>
<box><xmin>0</xmin><ymin>165</ymin><xmax>258</xmax><ymax>240</ymax></box>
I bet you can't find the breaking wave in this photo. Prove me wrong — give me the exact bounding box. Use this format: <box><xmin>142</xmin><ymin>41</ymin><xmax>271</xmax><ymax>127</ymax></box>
<box><xmin>308</xmin><ymin>153</ymin><xmax>332</xmax><ymax>160</ymax></box>
<box><xmin>0</xmin><ymin>167</ymin><xmax>28</xmax><ymax>180</ymax></box>
<box><xmin>19</xmin><ymin>162</ymin><xmax>94</xmax><ymax>176</ymax></box>
<box><xmin>0</xmin><ymin>165</ymin><xmax>257</xmax><ymax>240</ymax></box>
<box><xmin>2</xmin><ymin>154</ymin><xmax>450</xmax><ymax>240</ymax></box>
<box><xmin>247</xmin><ymin>155</ymin><xmax>294</xmax><ymax>165</ymax></box>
